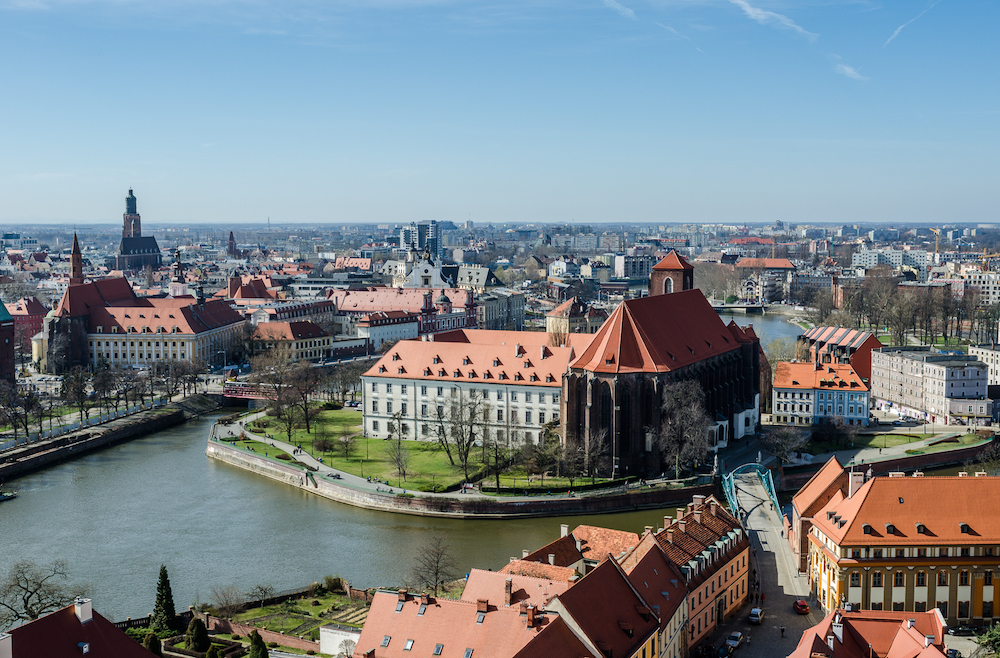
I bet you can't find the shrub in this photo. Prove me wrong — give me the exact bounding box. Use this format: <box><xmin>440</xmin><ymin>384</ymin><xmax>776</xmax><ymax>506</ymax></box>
<box><xmin>311</xmin><ymin>599</ymin><xmax>320</xmax><ymax>606</ymax></box>
<box><xmin>185</xmin><ymin>618</ymin><xmax>210</xmax><ymax>652</ymax></box>
<box><xmin>276</xmin><ymin>453</ymin><xmax>292</xmax><ymax>460</ymax></box>
<box><xmin>268</xmin><ymin>641</ymin><xmax>279</xmax><ymax>647</ymax></box>
<box><xmin>143</xmin><ymin>631</ymin><xmax>162</xmax><ymax>657</ymax></box>
<box><xmin>231</xmin><ymin>634</ymin><xmax>241</xmax><ymax>641</ymax></box>
<box><xmin>307</xmin><ymin>651</ymin><xmax>316</xmax><ymax>656</ymax></box>
<box><xmin>323</xmin><ymin>575</ymin><xmax>344</xmax><ymax>593</ymax></box>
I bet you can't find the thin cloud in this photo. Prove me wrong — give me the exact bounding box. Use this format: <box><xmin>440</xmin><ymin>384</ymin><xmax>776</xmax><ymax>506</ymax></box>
<box><xmin>884</xmin><ymin>0</ymin><xmax>942</xmax><ymax>47</ymax></box>
<box><xmin>603</xmin><ymin>0</ymin><xmax>636</xmax><ymax>21</ymax></box>
<box><xmin>728</xmin><ymin>0</ymin><xmax>818</xmax><ymax>42</ymax></box>
<box><xmin>836</xmin><ymin>63</ymin><xmax>867</xmax><ymax>80</ymax></box>
<box><xmin>656</xmin><ymin>22</ymin><xmax>692</xmax><ymax>42</ymax></box>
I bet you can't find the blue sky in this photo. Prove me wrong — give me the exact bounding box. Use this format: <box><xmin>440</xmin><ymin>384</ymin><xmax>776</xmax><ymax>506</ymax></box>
<box><xmin>0</xmin><ymin>0</ymin><xmax>996</xmax><ymax>225</ymax></box>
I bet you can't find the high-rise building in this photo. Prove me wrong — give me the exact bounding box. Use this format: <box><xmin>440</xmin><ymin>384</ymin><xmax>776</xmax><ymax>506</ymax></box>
<box><xmin>399</xmin><ymin>220</ymin><xmax>443</xmax><ymax>260</ymax></box>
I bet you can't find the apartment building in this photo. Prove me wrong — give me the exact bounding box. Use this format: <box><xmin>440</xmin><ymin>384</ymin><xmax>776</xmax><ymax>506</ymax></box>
<box><xmin>807</xmin><ymin>472</ymin><xmax>1000</xmax><ymax>626</ymax></box>
<box><xmin>772</xmin><ymin>362</ymin><xmax>870</xmax><ymax>427</ymax></box>
<box><xmin>870</xmin><ymin>346</ymin><xmax>991</xmax><ymax>425</ymax></box>
<box><xmin>968</xmin><ymin>344</ymin><xmax>1000</xmax><ymax>384</ymax></box>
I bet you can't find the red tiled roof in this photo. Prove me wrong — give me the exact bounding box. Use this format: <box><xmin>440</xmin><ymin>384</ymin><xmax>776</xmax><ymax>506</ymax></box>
<box><xmin>572</xmin><ymin>525</ymin><xmax>639</xmax><ymax>563</ymax></box>
<box><xmin>812</xmin><ymin>476</ymin><xmax>1000</xmax><ymax>546</ymax></box>
<box><xmin>461</xmin><ymin>569</ymin><xmax>570</xmax><ymax>609</ymax></box>
<box><xmin>354</xmin><ymin>591</ymin><xmax>542</xmax><ymax>658</ymax></box>
<box><xmin>511</xmin><ymin>616</ymin><xmax>597</xmax><ymax>658</ymax></box>
<box><xmin>498</xmin><ymin>560</ymin><xmax>578</xmax><ymax>582</ymax></box>
<box><xmin>4</xmin><ymin>296</ymin><xmax>47</xmax><ymax>317</ymax></box>
<box><xmin>651</xmin><ymin>250</ymin><xmax>693</xmax><ymax>271</ymax></box>
<box><xmin>787</xmin><ymin>608</ymin><xmax>946</xmax><ymax>658</ymax></box>
<box><xmin>8</xmin><ymin>603</ymin><xmax>156</xmax><ymax>658</ymax></box>
<box><xmin>88</xmin><ymin>297</ymin><xmax>244</xmax><ymax>336</ymax></box>
<box><xmin>362</xmin><ymin>330</ymin><xmax>580</xmax><ymax>387</ymax></box>
<box><xmin>523</xmin><ymin>535</ymin><xmax>584</xmax><ymax>568</ymax></box>
<box><xmin>621</xmin><ymin>539</ymin><xmax>687</xmax><ymax>632</ymax></box>
<box><xmin>54</xmin><ymin>277</ymin><xmax>136</xmax><ymax>317</ymax></box>
<box><xmin>791</xmin><ymin>455</ymin><xmax>845</xmax><ymax>516</ymax></box>
<box><xmin>549</xmin><ymin>559</ymin><xmax>659</xmax><ymax>658</ymax></box>
<box><xmin>570</xmin><ymin>290</ymin><xmax>743</xmax><ymax>374</ymax></box>
<box><xmin>773</xmin><ymin>362</ymin><xmax>867</xmax><ymax>391</ymax></box>
<box><xmin>328</xmin><ymin>287</ymin><xmax>472</xmax><ymax>313</ymax></box>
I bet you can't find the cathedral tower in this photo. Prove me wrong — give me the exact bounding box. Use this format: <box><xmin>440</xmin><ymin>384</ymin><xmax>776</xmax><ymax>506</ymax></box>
<box><xmin>70</xmin><ymin>233</ymin><xmax>84</xmax><ymax>286</ymax></box>
<box><xmin>123</xmin><ymin>188</ymin><xmax>141</xmax><ymax>238</ymax></box>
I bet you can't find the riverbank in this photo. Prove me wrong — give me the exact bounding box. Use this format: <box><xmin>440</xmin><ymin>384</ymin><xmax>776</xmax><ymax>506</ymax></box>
<box><xmin>0</xmin><ymin>394</ymin><xmax>220</xmax><ymax>481</ymax></box>
<box><xmin>206</xmin><ymin>436</ymin><xmax>718</xmax><ymax>519</ymax></box>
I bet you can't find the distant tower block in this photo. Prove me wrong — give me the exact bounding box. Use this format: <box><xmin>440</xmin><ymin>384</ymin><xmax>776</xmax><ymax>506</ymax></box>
<box><xmin>123</xmin><ymin>188</ymin><xmax>141</xmax><ymax>238</ymax></box>
<box><xmin>648</xmin><ymin>250</ymin><xmax>694</xmax><ymax>296</ymax></box>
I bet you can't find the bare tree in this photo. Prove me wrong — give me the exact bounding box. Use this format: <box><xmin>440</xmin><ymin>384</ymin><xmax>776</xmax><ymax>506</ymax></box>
<box><xmin>658</xmin><ymin>381</ymin><xmax>711</xmax><ymax>480</ymax></box>
<box><xmin>245</xmin><ymin>584</ymin><xmax>275</xmax><ymax>609</ymax></box>
<box><xmin>287</xmin><ymin>362</ymin><xmax>321</xmax><ymax>433</ymax></box>
<box><xmin>386</xmin><ymin>411</ymin><xmax>409</xmax><ymax>482</ymax></box>
<box><xmin>439</xmin><ymin>391</ymin><xmax>488</xmax><ymax>481</ymax></box>
<box><xmin>337</xmin><ymin>429</ymin><xmax>356</xmax><ymax>460</ymax></box>
<box><xmin>338</xmin><ymin>639</ymin><xmax>357</xmax><ymax>658</ymax></box>
<box><xmin>209</xmin><ymin>585</ymin><xmax>246</xmax><ymax>618</ymax></box>
<box><xmin>0</xmin><ymin>560</ymin><xmax>86</xmax><ymax>628</ymax></box>
<box><xmin>410</xmin><ymin>536</ymin><xmax>457</xmax><ymax>597</ymax></box>
<box><xmin>582</xmin><ymin>426</ymin><xmax>610</xmax><ymax>482</ymax></box>
<box><xmin>60</xmin><ymin>366</ymin><xmax>90</xmax><ymax>424</ymax></box>
<box><xmin>761</xmin><ymin>425</ymin><xmax>809</xmax><ymax>465</ymax></box>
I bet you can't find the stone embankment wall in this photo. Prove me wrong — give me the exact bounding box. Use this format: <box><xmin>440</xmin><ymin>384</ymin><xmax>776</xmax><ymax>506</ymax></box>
<box><xmin>0</xmin><ymin>395</ymin><xmax>220</xmax><ymax>481</ymax></box>
<box><xmin>778</xmin><ymin>437</ymin><xmax>997</xmax><ymax>491</ymax></box>
<box><xmin>207</xmin><ymin>440</ymin><xmax>719</xmax><ymax>519</ymax></box>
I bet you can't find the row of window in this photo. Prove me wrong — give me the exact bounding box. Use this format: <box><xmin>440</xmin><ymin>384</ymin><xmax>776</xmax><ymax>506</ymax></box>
<box><xmin>851</xmin><ymin>569</ymin><xmax>991</xmax><ymax>588</ymax></box>
<box><xmin>370</xmin><ymin>401</ymin><xmax>553</xmax><ymax>426</ymax></box>
<box><xmin>850</xmin><ymin>546</ymin><xmax>993</xmax><ymax>559</ymax></box>
<box><xmin>91</xmin><ymin>340</ymin><xmax>187</xmax><ymax>348</ymax></box>
<box><xmin>372</xmin><ymin>382</ymin><xmax>560</xmax><ymax>404</ymax></box>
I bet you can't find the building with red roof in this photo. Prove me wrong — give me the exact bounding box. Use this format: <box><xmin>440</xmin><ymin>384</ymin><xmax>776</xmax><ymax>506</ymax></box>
<box><xmin>4</xmin><ymin>296</ymin><xmax>47</xmax><ymax>356</ymax></box>
<box><xmin>1</xmin><ymin>598</ymin><xmax>156</xmax><ymax>658</ymax></box>
<box><xmin>787</xmin><ymin>608</ymin><xmax>948</xmax><ymax>658</ymax></box>
<box><xmin>800</xmin><ymin>326</ymin><xmax>883</xmax><ymax>382</ymax></box>
<box><xmin>806</xmin><ymin>472</ymin><xmax>1000</xmax><ymax>624</ymax></box>
<box><xmin>771</xmin><ymin>361</ymin><xmax>870</xmax><ymax>428</ymax></box>
<box><xmin>563</xmin><ymin>289</ymin><xmax>761</xmax><ymax>473</ymax></box>
<box><xmin>252</xmin><ymin>321</ymin><xmax>333</xmax><ymax>362</ymax></box>
<box><xmin>328</xmin><ymin>287</ymin><xmax>475</xmax><ymax>337</ymax></box>
<box><xmin>648</xmin><ymin>249</ymin><xmax>694</xmax><ymax>296</ymax></box>
<box><xmin>545</xmin><ymin>297</ymin><xmax>607</xmax><ymax>335</ymax></box>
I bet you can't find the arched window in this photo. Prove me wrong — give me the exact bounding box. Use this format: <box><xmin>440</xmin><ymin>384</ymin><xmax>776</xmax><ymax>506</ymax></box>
<box><xmin>664</xmin><ymin>277</ymin><xmax>673</xmax><ymax>295</ymax></box>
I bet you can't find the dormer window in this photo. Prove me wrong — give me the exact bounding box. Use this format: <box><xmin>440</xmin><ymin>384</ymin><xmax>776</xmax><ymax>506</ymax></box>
<box><xmin>454</xmin><ymin>370</ymin><xmax>461</xmax><ymax>378</ymax></box>
<box><xmin>916</xmin><ymin>523</ymin><xmax>927</xmax><ymax>534</ymax></box>
<box><xmin>886</xmin><ymin>524</ymin><xmax>895</xmax><ymax>535</ymax></box>
<box><xmin>392</xmin><ymin>353</ymin><xmax>399</xmax><ymax>361</ymax></box>
<box><xmin>960</xmin><ymin>523</ymin><xmax>971</xmax><ymax>534</ymax></box>
<box><xmin>523</xmin><ymin>360</ymin><xmax>531</xmax><ymax>368</ymax></box>
<box><xmin>438</xmin><ymin>369</ymin><xmax>446</xmax><ymax>376</ymax></box>
<box><xmin>546</xmin><ymin>374</ymin><xmax>554</xmax><ymax>382</ymax></box>
<box><xmin>433</xmin><ymin>356</ymin><xmax>441</xmax><ymax>364</ymax></box>
<box><xmin>862</xmin><ymin>523</ymin><xmax>872</xmax><ymax>535</ymax></box>
<box><xmin>379</xmin><ymin>365</ymin><xmax>387</xmax><ymax>373</ymax></box>
<box><xmin>493</xmin><ymin>358</ymin><xmax>500</xmax><ymax>367</ymax></box>
<box><xmin>463</xmin><ymin>357</ymin><xmax>470</xmax><ymax>365</ymax></box>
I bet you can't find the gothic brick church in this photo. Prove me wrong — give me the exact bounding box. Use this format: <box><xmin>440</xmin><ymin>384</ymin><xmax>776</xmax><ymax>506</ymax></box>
<box><xmin>114</xmin><ymin>189</ymin><xmax>162</xmax><ymax>271</ymax></box>
<box><xmin>560</xmin><ymin>251</ymin><xmax>763</xmax><ymax>476</ymax></box>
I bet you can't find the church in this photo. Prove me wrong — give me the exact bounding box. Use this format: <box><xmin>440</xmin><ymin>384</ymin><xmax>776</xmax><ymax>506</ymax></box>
<box><xmin>114</xmin><ymin>189</ymin><xmax>162</xmax><ymax>271</ymax></box>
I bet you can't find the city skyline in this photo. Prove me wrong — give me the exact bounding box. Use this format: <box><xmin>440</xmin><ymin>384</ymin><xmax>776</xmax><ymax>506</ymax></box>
<box><xmin>1</xmin><ymin>0</ymin><xmax>997</xmax><ymax>225</ymax></box>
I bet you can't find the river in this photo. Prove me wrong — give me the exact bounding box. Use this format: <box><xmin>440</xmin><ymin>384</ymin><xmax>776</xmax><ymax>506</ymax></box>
<box><xmin>718</xmin><ymin>309</ymin><xmax>805</xmax><ymax>345</ymax></box>
<box><xmin>0</xmin><ymin>313</ymin><xmax>801</xmax><ymax>623</ymax></box>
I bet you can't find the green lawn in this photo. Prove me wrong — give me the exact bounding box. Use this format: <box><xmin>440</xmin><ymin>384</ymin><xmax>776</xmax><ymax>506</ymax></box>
<box><xmin>805</xmin><ymin>433</ymin><xmax>931</xmax><ymax>454</ymax></box>
<box><xmin>905</xmin><ymin>433</ymin><xmax>989</xmax><ymax>455</ymax></box>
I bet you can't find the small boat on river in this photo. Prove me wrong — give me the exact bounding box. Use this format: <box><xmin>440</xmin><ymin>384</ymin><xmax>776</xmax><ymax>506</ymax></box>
<box><xmin>0</xmin><ymin>490</ymin><xmax>17</xmax><ymax>502</ymax></box>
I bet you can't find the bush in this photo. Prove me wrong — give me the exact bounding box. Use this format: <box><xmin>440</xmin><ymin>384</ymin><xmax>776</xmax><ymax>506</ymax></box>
<box><xmin>276</xmin><ymin>453</ymin><xmax>292</xmax><ymax>460</ymax></box>
<box><xmin>307</xmin><ymin>651</ymin><xmax>316</xmax><ymax>656</ymax></box>
<box><xmin>396</xmin><ymin>492</ymin><xmax>415</xmax><ymax>498</ymax></box>
<box><xmin>311</xmin><ymin>599</ymin><xmax>320</xmax><ymax>606</ymax></box>
<box><xmin>231</xmin><ymin>634</ymin><xmax>241</xmax><ymax>641</ymax></box>
<box><xmin>185</xmin><ymin>618</ymin><xmax>210</xmax><ymax>652</ymax></box>
<box><xmin>143</xmin><ymin>631</ymin><xmax>162</xmax><ymax>658</ymax></box>
<box><xmin>268</xmin><ymin>641</ymin><xmax>278</xmax><ymax>647</ymax></box>
<box><xmin>323</xmin><ymin>575</ymin><xmax>344</xmax><ymax>593</ymax></box>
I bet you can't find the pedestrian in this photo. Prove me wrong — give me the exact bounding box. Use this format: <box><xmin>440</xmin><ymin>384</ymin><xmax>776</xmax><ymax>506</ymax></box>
<box><xmin>753</xmin><ymin>548</ymin><xmax>757</xmax><ymax>558</ymax></box>
<box><xmin>762</xmin><ymin>594</ymin><xmax>766</xmax><ymax>604</ymax></box>
<box><xmin>780</xmin><ymin>626</ymin><xmax>785</xmax><ymax>637</ymax></box>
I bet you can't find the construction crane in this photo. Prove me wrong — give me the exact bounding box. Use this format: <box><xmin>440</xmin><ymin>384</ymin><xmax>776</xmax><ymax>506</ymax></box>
<box><xmin>980</xmin><ymin>249</ymin><xmax>1000</xmax><ymax>272</ymax></box>
<box><xmin>929</xmin><ymin>226</ymin><xmax>941</xmax><ymax>256</ymax></box>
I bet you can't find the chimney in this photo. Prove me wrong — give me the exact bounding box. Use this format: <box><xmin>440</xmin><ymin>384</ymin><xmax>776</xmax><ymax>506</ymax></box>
<box><xmin>398</xmin><ymin>589</ymin><xmax>408</xmax><ymax>602</ymax></box>
<box><xmin>832</xmin><ymin>621</ymin><xmax>843</xmax><ymax>643</ymax></box>
<box><xmin>693</xmin><ymin>510</ymin><xmax>702</xmax><ymax>524</ymax></box>
<box><xmin>924</xmin><ymin>635</ymin><xmax>935</xmax><ymax>648</ymax></box>
<box><xmin>827</xmin><ymin>635</ymin><xmax>835</xmax><ymax>651</ymax></box>
<box><xmin>710</xmin><ymin>501</ymin><xmax>718</xmax><ymax>516</ymax></box>
<box><xmin>907</xmin><ymin>619</ymin><xmax>916</xmax><ymax>629</ymax></box>
<box><xmin>666</xmin><ymin>529</ymin><xmax>674</xmax><ymax>544</ymax></box>
<box><xmin>420</xmin><ymin>593</ymin><xmax>429</xmax><ymax>605</ymax></box>
<box><xmin>560</xmin><ymin>524</ymin><xmax>569</xmax><ymax>538</ymax></box>
<box><xmin>644</xmin><ymin>525</ymin><xmax>653</xmax><ymax>535</ymax></box>
<box><xmin>364</xmin><ymin>650</ymin><xmax>376</xmax><ymax>658</ymax></box>
<box><xmin>526</xmin><ymin>605</ymin><xmax>537</xmax><ymax>626</ymax></box>
<box><xmin>74</xmin><ymin>597</ymin><xmax>93</xmax><ymax>624</ymax></box>
<box><xmin>504</xmin><ymin>578</ymin><xmax>513</xmax><ymax>606</ymax></box>
<box><xmin>664</xmin><ymin>515</ymin><xmax>671</xmax><ymax>529</ymax></box>
<box><xmin>848</xmin><ymin>471</ymin><xmax>864</xmax><ymax>498</ymax></box>
<box><xmin>548</xmin><ymin>554</ymin><xmax>555</xmax><ymax>565</ymax></box>
<box><xmin>523</xmin><ymin>549</ymin><xmax>530</xmax><ymax>558</ymax></box>
<box><xmin>0</xmin><ymin>633</ymin><xmax>11</xmax><ymax>658</ymax></box>
<box><xmin>692</xmin><ymin>494</ymin><xmax>706</xmax><ymax>506</ymax></box>
<box><xmin>575</xmin><ymin>538</ymin><xmax>582</xmax><ymax>552</ymax></box>
<box><xmin>676</xmin><ymin>508</ymin><xmax>685</xmax><ymax>521</ymax></box>
<box><xmin>477</xmin><ymin>599</ymin><xmax>488</xmax><ymax>613</ymax></box>
<box><xmin>677</xmin><ymin>520</ymin><xmax>686</xmax><ymax>533</ymax></box>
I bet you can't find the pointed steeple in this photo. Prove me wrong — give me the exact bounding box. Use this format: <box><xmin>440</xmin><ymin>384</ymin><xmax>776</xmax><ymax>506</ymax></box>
<box><xmin>69</xmin><ymin>232</ymin><xmax>84</xmax><ymax>286</ymax></box>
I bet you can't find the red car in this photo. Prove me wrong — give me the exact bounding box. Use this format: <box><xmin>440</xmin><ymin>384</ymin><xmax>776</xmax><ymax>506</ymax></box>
<box><xmin>794</xmin><ymin>600</ymin><xmax>810</xmax><ymax>614</ymax></box>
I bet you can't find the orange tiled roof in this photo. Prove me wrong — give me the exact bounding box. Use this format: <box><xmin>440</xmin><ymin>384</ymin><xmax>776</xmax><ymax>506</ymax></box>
<box><xmin>812</xmin><ymin>475</ymin><xmax>1000</xmax><ymax>546</ymax></box>
<box><xmin>461</xmin><ymin>569</ymin><xmax>570</xmax><ymax>609</ymax></box>
<box><xmin>570</xmin><ymin>290</ymin><xmax>745</xmax><ymax>374</ymax></box>
<box><xmin>498</xmin><ymin>560</ymin><xmax>578</xmax><ymax>582</ymax></box>
<box><xmin>773</xmin><ymin>362</ymin><xmax>868</xmax><ymax>391</ymax></box>
<box><xmin>572</xmin><ymin>525</ymin><xmax>639</xmax><ymax>563</ymax></box>
<box><xmin>791</xmin><ymin>455</ymin><xmax>845</xmax><ymax>516</ymax></box>
<box><xmin>651</xmin><ymin>249</ymin><xmax>693</xmax><ymax>271</ymax></box>
<box><xmin>362</xmin><ymin>330</ymin><xmax>581</xmax><ymax>387</ymax></box>
<box><xmin>88</xmin><ymin>297</ymin><xmax>244</xmax><ymax>336</ymax></box>
<box><xmin>787</xmin><ymin>608</ymin><xmax>946</xmax><ymax>658</ymax></box>
<box><xmin>252</xmin><ymin>321</ymin><xmax>328</xmax><ymax>341</ymax></box>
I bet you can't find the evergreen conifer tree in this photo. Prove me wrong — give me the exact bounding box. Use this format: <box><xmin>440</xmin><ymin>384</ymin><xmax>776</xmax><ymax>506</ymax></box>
<box><xmin>247</xmin><ymin>630</ymin><xmax>268</xmax><ymax>658</ymax></box>
<box><xmin>205</xmin><ymin>646</ymin><xmax>224</xmax><ymax>658</ymax></box>
<box><xmin>184</xmin><ymin>617</ymin><xmax>210</xmax><ymax>652</ymax></box>
<box><xmin>150</xmin><ymin>565</ymin><xmax>177</xmax><ymax>632</ymax></box>
<box><xmin>142</xmin><ymin>631</ymin><xmax>162</xmax><ymax>657</ymax></box>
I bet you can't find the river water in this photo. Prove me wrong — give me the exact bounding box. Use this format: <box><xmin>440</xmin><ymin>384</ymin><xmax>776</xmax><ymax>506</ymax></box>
<box><xmin>0</xmin><ymin>313</ymin><xmax>800</xmax><ymax>623</ymax></box>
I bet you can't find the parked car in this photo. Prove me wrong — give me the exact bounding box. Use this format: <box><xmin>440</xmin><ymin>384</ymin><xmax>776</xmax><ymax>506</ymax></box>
<box><xmin>947</xmin><ymin>625</ymin><xmax>975</xmax><ymax>636</ymax></box>
<box><xmin>749</xmin><ymin>608</ymin><xmax>764</xmax><ymax>624</ymax></box>
<box><xmin>726</xmin><ymin>632</ymin><xmax>744</xmax><ymax>649</ymax></box>
<box><xmin>716</xmin><ymin>644</ymin><xmax>734</xmax><ymax>657</ymax></box>
<box><xmin>794</xmin><ymin>600</ymin><xmax>810</xmax><ymax>614</ymax></box>
<box><xmin>892</xmin><ymin>420</ymin><xmax>902</xmax><ymax>426</ymax></box>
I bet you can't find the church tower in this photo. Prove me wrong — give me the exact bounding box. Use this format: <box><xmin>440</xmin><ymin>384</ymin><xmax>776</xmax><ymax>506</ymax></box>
<box><xmin>123</xmin><ymin>188</ymin><xmax>141</xmax><ymax>238</ymax></box>
<box><xmin>227</xmin><ymin>231</ymin><xmax>237</xmax><ymax>257</ymax></box>
<box><xmin>168</xmin><ymin>248</ymin><xmax>188</xmax><ymax>297</ymax></box>
<box><xmin>69</xmin><ymin>233</ymin><xmax>84</xmax><ymax>286</ymax></box>
<box><xmin>648</xmin><ymin>250</ymin><xmax>694</xmax><ymax>296</ymax></box>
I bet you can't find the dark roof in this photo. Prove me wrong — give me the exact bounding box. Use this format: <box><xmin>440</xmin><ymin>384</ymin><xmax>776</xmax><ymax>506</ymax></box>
<box><xmin>8</xmin><ymin>603</ymin><xmax>156</xmax><ymax>658</ymax></box>
<box><xmin>118</xmin><ymin>236</ymin><xmax>161</xmax><ymax>256</ymax></box>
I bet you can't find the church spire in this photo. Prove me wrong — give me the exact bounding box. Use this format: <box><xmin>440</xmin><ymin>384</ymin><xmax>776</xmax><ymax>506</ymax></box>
<box><xmin>69</xmin><ymin>232</ymin><xmax>84</xmax><ymax>286</ymax></box>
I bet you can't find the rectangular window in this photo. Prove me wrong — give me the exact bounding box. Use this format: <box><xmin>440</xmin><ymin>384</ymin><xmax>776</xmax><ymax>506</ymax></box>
<box><xmin>986</xmin><ymin>571</ymin><xmax>993</xmax><ymax>586</ymax></box>
<box><xmin>401</xmin><ymin>385</ymin><xmax>407</xmax><ymax>395</ymax></box>
<box><xmin>387</xmin><ymin>384</ymin><xmax>392</xmax><ymax>393</ymax></box>
<box><xmin>386</xmin><ymin>401</ymin><xmax>393</xmax><ymax>413</ymax></box>
<box><xmin>421</xmin><ymin>386</ymin><xmax>427</xmax><ymax>395</ymax></box>
<box><xmin>525</xmin><ymin>392</ymin><xmax>532</xmax><ymax>402</ymax></box>
<box><xmin>940</xmin><ymin>548</ymin><xmax>949</xmax><ymax>557</ymax></box>
<box><xmin>894</xmin><ymin>572</ymin><xmax>904</xmax><ymax>587</ymax></box>
<box><xmin>372</xmin><ymin>401</ymin><xmax>378</xmax><ymax>413</ymax></box>
<box><xmin>917</xmin><ymin>572</ymin><xmax>926</xmax><ymax>587</ymax></box>
<box><xmin>873</xmin><ymin>549</ymin><xmax>883</xmax><ymax>559</ymax></box>
<box><xmin>918</xmin><ymin>548</ymin><xmax>927</xmax><ymax>558</ymax></box>
<box><xmin>915</xmin><ymin>601</ymin><xmax>926</xmax><ymax>613</ymax></box>
<box><xmin>401</xmin><ymin>403</ymin><xmax>407</xmax><ymax>415</ymax></box>
<box><xmin>893</xmin><ymin>602</ymin><xmax>904</xmax><ymax>611</ymax></box>
<box><xmin>961</xmin><ymin>547</ymin><xmax>970</xmax><ymax>557</ymax></box>
<box><xmin>525</xmin><ymin>411</ymin><xmax>532</xmax><ymax>424</ymax></box>
<box><xmin>852</xmin><ymin>550</ymin><xmax>861</xmax><ymax>559</ymax></box>
<box><xmin>404</xmin><ymin>639</ymin><xmax>414</xmax><ymax>651</ymax></box>
<box><xmin>850</xmin><ymin>572</ymin><xmax>860</xmax><ymax>586</ymax></box>
<box><xmin>960</xmin><ymin>571</ymin><xmax>970</xmax><ymax>586</ymax></box>
<box><xmin>896</xmin><ymin>549</ymin><xmax>905</xmax><ymax>558</ymax></box>
<box><xmin>437</xmin><ymin>387</ymin><xmax>443</xmax><ymax>396</ymax></box>
<box><xmin>959</xmin><ymin>601</ymin><xmax>970</xmax><ymax>619</ymax></box>
<box><xmin>421</xmin><ymin>404</ymin><xmax>427</xmax><ymax>416</ymax></box>
<box><xmin>873</xmin><ymin>572</ymin><xmax>883</xmax><ymax>587</ymax></box>
<box><xmin>539</xmin><ymin>412</ymin><xmax>545</xmax><ymax>424</ymax></box>
<box><xmin>497</xmin><ymin>409</ymin><xmax>503</xmax><ymax>421</ymax></box>
<box><xmin>985</xmin><ymin>601</ymin><xmax>994</xmax><ymax>618</ymax></box>
<box><xmin>939</xmin><ymin>571</ymin><xmax>948</xmax><ymax>586</ymax></box>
